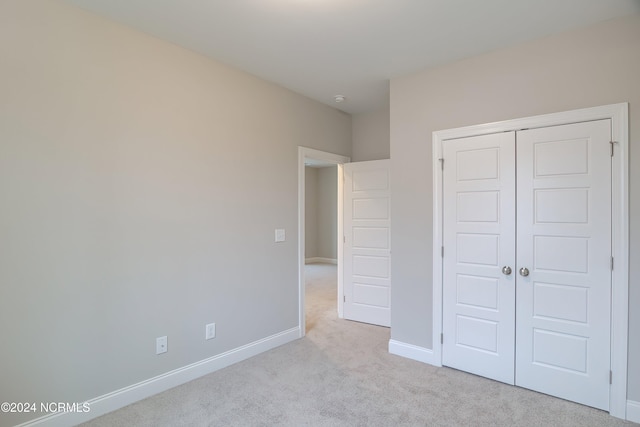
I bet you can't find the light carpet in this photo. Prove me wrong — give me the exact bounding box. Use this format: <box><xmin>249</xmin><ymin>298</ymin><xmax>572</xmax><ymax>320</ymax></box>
<box><xmin>82</xmin><ymin>263</ymin><xmax>636</xmax><ymax>426</ymax></box>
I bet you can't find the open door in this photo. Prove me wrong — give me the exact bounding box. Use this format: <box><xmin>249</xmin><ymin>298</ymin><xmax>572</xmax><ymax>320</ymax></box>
<box><xmin>343</xmin><ymin>159</ymin><xmax>391</xmax><ymax>327</ymax></box>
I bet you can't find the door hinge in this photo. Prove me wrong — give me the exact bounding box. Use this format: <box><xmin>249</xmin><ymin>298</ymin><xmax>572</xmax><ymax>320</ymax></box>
<box><xmin>611</xmin><ymin>256</ymin><xmax>614</xmax><ymax>271</ymax></box>
<box><xmin>610</xmin><ymin>370</ymin><xmax>613</xmax><ymax>384</ymax></box>
<box><xmin>343</xmin><ymin>295</ymin><xmax>346</xmax><ymax>303</ymax></box>
<box><xmin>439</xmin><ymin>158</ymin><xmax>444</xmax><ymax>170</ymax></box>
<box><xmin>441</xmin><ymin>246</ymin><xmax>444</xmax><ymax>257</ymax></box>
<box><xmin>441</xmin><ymin>333</ymin><xmax>444</xmax><ymax>344</ymax></box>
<box><xmin>610</xmin><ymin>141</ymin><xmax>617</xmax><ymax>157</ymax></box>
<box><xmin>344</xmin><ymin>236</ymin><xmax>346</xmax><ymax>243</ymax></box>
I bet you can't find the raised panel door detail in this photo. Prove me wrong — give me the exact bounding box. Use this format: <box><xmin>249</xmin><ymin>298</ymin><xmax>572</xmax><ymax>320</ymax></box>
<box><xmin>456</xmin><ymin>148</ymin><xmax>499</xmax><ymax>181</ymax></box>
<box><xmin>352</xmin><ymin>227</ymin><xmax>389</xmax><ymax>249</ymax></box>
<box><xmin>535</xmin><ymin>188</ymin><xmax>589</xmax><ymax>224</ymax></box>
<box><xmin>352</xmin><ymin>169</ymin><xmax>389</xmax><ymax>191</ymax></box>
<box><xmin>534</xmin><ymin>139</ymin><xmax>589</xmax><ymax>177</ymax></box>
<box><xmin>457</xmin><ymin>191</ymin><xmax>499</xmax><ymax>222</ymax></box>
<box><xmin>533</xmin><ymin>329</ymin><xmax>588</xmax><ymax>373</ymax></box>
<box><xmin>353</xmin><ymin>255</ymin><xmax>389</xmax><ymax>278</ymax></box>
<box><xmin>353</xmin><ymin>198</ymin><xmax>389</xmax><ymax>220</ymax></box>
<box><xmin>353</xmin><ymin>283</ymin><xmax>389</xmax><ymax>308</ymax></box>
<box><xmin>534</xmin><ymin>236</ymin><xmax>588</xmax><ymax>273</ymax></box>
<box><xmin>457</xmin><ymin>315</ymin><xmax>498</xmax><ymax>353</ymax></box>
<box><xmin>457</xmin><ymin>275</ymin><xmax>499</xmax><ymax>311</ymax></box>
<box><xmin>457</xmin><ymin>234</ymin><xmax>499</xmax><ymax>266</ymax></box>
<box><xmin>533</xmin><ymin>282</ymin><xmax>588</xmax><ymax>323</ymax></box>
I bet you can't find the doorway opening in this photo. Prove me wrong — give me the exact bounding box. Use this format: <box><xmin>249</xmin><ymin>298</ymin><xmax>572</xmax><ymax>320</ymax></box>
<box><xmin>298</xmin><ymin>147</ymin><xmax>350</xmax><ymax>337</ymax></box>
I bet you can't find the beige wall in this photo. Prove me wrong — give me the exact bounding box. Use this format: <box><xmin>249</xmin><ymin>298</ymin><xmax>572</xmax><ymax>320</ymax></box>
<box><xmin>390</xmin><ymin>13</ymin><xmax>640</xmax><ymax>402</ymax></box>
<box><xmin>305</xmin><ymin>167</ymin><xmax>319</xmax><ymax>259</ymax></box>
<box><xmin>316</xmin><ymin>166</ymin><xmax>338</xmax><ymax>260</ymax></box>
<box><xmin>352</xmin><ymin>107</ymin><xmax>390</xmax><ymax>161</ymax></box>
<box><xmin>0</xmin><ymin>1</ymin><xmax>351</xmax><ymax>425</ymax></box>
<box><xmin>305</xmin><ymin>166</ymin><xmax>337</xmax><ymax>261</ymax></box>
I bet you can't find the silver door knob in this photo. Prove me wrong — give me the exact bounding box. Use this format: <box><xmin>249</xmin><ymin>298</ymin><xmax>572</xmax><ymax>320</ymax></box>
<box><xmin>519</xmin><ymin>267</ymin><xmax>530</xmax><ymax>277</ymax></box>
<box><xmin>501</xmin><ymin>266</ymin><xmax>512</xmax><ymax>275</ymax></box>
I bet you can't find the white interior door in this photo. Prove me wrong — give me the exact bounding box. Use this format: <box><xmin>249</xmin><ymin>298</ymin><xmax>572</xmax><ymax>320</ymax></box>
<box><xmin>441</xmin><ymin>119</ymin><xmax>612</xmax><ymax>410</ymax></box>
<box><xmin>343</xmin><ymin>159</ymin><xmax>391</xmax><ymax>327</ymax></box>
<box><xmin>515</xmin><ymin>120</ymin><xmax>612</xmax><ymax>410</ymax></box>
<box><xmin>442</xmin><ymin>132</ymin><xmax>516</xmax><ymax>384</ymax></box>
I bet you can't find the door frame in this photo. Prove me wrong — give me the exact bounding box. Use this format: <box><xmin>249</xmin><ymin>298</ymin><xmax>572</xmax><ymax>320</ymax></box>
<box><xmin>298</xmin><ymin>147</ymin><xmax>350</xmax><ymax>338</ymax></box>
<box><xmin>431</xmin><ymin>103</ymin><xmax>629</xmax><ymax>418</ymax></box>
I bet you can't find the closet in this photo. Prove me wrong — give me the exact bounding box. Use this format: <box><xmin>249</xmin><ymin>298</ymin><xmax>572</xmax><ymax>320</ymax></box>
<box><xmin>441</xmin><ymin>119</ymin><xmax>612</xmax><ymax>410</ymax></box>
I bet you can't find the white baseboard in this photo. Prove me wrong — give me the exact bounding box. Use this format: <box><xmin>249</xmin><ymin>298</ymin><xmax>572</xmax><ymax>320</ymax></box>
<box><xmin>388</xmin><ymin>339</ymin><xmax>440</xmax><ymax>366</ymax></box>
<box><xmin>627</xmin><ymin>400</ymin><xmax>640</xmax><ymax>423</ymax></box>
<box><xmin>305</xmin><ymin>257</ymin><xmax>337</xmax><ymax>264</ymax></box>
<box><xmin>17</xmin><ymin>327</ymin><xmax>300</xmax><ymax>427</ymax></box>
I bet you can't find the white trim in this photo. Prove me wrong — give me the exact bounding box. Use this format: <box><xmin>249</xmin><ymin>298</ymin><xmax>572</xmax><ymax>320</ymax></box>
<box><xmin>16</xmin><ymin>327</ymin><xmax>300</xmax><ymax>427</ymax></box>
<box><xmin>336</xmin><ymin>163</ymin><xmax>345</xmax><ymax>319</ymax></box>
<box><xmin>388</xmin><ymin>340</ymin><xmax>439</xmax><ymax>366</ymax></box>
<box><xmin>305</xmin><ymin>257</ymin><xmax>338</xmax><ymax>264</ymax></box>
<box><xmin>609</xmin><ymin>104</ymin><xmax>629</xmax><ymax>419</ymax></box>
<box><xmin>627</xmin><ymin>400</ymin><xmax>640</xmax><ymax>423</ymax></box>
<box><xmin>432</xmin><ymin>103</ymin><xmax>629</xmax><ymax>419</ymax></box>
<box><xmin>432</xmin><ymin>133</ymin><xmax>444</xmax><ymax>367</ymax></box>
<box><xmin>298</xmin><ymin>147</ymin><xmax>350</xmax><ymax>337</ymax></box>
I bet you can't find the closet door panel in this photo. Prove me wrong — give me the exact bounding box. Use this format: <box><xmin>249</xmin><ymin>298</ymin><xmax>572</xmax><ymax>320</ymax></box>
<box><xmin>515</xmin><ymin>120</ymin><xmax>612</xmax><ymax>410</ymax></box>
<box><xmin>442</xmin><ymin>132</ymin><xmax>516</xmax><ymax>384</ymax></box>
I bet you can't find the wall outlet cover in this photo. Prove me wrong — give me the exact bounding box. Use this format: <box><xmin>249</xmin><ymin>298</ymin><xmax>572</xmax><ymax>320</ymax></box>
<box><xmin>156</xmin><ymin>336</ymin><xmax>167</xmax><ymax>354</ymax></box>
<box><xmin>205</xmin><ymin>323</ymin><xmax>216</xmax><ymax>340</ymax></box>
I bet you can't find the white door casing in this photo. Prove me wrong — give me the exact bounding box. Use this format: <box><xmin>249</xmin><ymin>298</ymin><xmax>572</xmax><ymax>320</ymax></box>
<box><xmin>343</xmin><ymin>160</ymin><xmax>391</xmax><ymax>327</ymax></box>
<box><xmin>438</xmin><ymin>112</ymin><xmax>622</xmax><ymax>414</ymax></box>
<box><xmin>515</xmin><ymin>120</ymin><xmax>612</xmax><ymax>410</ymax></box>
<box><xmin>442</xmin><ymin>132</ymin><xmax>516</xmax><ymax>384</ymax></box>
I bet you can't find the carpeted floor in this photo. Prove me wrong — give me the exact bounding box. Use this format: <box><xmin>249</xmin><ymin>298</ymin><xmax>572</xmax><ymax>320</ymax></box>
<box><xmin>82</xmin><ymin>263</ymin><xmax>637</xmax><ymax>426</ymax></box>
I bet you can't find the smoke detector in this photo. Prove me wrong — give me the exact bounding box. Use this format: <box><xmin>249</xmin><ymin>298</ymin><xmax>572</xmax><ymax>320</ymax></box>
<box><xmin>334</xmin><ymin>95</ymin><xmax>346</xmax><ymax>103</ymax></box>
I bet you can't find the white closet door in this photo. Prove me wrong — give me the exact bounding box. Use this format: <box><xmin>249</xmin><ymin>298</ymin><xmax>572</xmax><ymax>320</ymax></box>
<box><xmin>515</xmin><ymin>120</ymin><xmax>612</xmax><ymax>410</ymax></box>
<box><xmin>343</xmin><ymin>160</ymin><xmax>391</xmax><ymax>327</ymax></box>
<box><xmin>442</xmin><ymin>132</ymin><xmax>516</xmax><ymax>384</ymax></box>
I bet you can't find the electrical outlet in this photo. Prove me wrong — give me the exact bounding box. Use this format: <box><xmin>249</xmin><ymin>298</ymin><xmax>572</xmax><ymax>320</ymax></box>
<box><xmin>275</xmin><ymin>229</ymin><xmax>285</xmax><ymax>243</ymax></box>
<box><xmin>156</xmin><ymin>336</ymin><xmax>167</xmax><ymax>354</ymax></box>
<box><xmin>205</xmin><ymin>323</ymin><xmax>216</xmax><ymax>340</ymax></box>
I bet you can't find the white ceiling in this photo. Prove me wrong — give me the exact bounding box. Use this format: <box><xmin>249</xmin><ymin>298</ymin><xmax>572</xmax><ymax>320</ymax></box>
<box><xmin>65</xmin><ymin>0</ymin><xmax>640</xmax><ymax>114</ymax></box>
